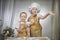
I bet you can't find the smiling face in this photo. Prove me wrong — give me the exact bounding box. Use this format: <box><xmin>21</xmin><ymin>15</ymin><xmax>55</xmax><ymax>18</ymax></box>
<box><xmin>20</xmin><ymin>12</ymin><xmax>27</xmax><ymax>21</ymax></box>
<box><xmin>31</xmin><ymin>7</ymin><xmax>38</xmax><ymax>16</ymax></box>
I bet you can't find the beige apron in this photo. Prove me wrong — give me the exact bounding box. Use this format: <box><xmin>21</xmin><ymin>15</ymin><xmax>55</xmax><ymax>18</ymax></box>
<box><xmin>29</xmin><ymin>15</ymin><xmax>42</xmax><ymax>37</ymax></box>
<box><xmin>17</xmin><ymin>22</ymin><xmax>27</xmax><ymax>37</ymax></box>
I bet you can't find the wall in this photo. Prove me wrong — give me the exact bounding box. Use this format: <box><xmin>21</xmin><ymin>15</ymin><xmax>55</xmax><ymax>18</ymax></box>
<box><xmin>52</xmin><ymin>0</ymin><xmax>60</xmax><ymax>40</ymax></box>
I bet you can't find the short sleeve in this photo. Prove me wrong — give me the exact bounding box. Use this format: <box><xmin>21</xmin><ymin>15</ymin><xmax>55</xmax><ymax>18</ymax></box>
<box><xmin>14</xmin><ymin>21</ymin><xmax>20</xmax><ymax>37</ymax></box>
<box><xmin>27</xmin><ymin>17</ymin><xmax>30</xmax><ymax>22</ymax></box>
<box><xmin>37</xmin><ymin>14</ymin><xmax>42</xmax><ymax>20</ymax></box>
<box><xmin>26</xmin><ymin>22</ymin><xmax>30</xmax><ymax>27</ymax></box>
<box><xmin>15</xmin><ymin>21</ymin><xmax>19</xmax><ymax>29</ymax></box>
<box><xmin>37</xmin><ymin>14</ymin><xmax>42</xmax><ymax>18</ymax></box>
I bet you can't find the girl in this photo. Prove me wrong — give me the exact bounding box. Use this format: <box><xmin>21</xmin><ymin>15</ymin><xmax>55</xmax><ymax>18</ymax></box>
<box><xmin>16</xmin><ymin>12</ymin><xmax>28</xmax><ymax>37</ymax></box>
<box><xmin>28</xmin><ymin>3</ymin><xmax>55</xmax><ymax>37</ymax></box>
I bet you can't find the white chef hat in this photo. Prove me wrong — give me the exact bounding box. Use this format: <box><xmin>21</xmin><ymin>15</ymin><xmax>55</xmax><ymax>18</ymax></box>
<box><xmin>29</xmin><ymin>2</ymin><xmax>40</xmax><ymax>13</ymax></box>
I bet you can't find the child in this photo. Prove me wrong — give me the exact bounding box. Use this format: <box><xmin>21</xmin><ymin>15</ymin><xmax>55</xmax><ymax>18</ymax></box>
<box><xmin>16</xmin><ymin>12</ymin><xmax>29</xmax><ymax>37</ymax></box>
<box><xmin>28</xmin><ymin>3</ymin><xmax>55</xmax><ymax>37</ymax></box>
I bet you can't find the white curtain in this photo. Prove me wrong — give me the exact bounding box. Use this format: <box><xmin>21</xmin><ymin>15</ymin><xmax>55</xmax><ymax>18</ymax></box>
<box><xmin>2</xmin><ymin>0</ymin><xmax>14</xmax><ymax>30</ymax></box>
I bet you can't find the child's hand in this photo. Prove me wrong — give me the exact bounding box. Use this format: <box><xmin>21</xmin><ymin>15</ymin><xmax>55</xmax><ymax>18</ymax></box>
<box><xmin>49</xmin><ymin>11</ymin><xmax>56</xmax><ymax>16</ymax></box>
<box><xmin>16</xmin><ymin>28</ymin><xmax>21</xmax><ymax>32</ymax></box>
<box><xmin>21</xmin><ymin>22</ymin><xmax>24</xmax><ymax>24</ymax></box>
<box><xmin>30</xmin><ymin>19</ymin><xmax>34</xmax><ymax>25</ymax></box>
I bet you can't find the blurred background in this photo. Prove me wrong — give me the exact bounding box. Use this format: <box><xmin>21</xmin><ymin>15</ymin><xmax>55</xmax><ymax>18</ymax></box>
<box><xmin>0</xmin><ymin>0</ymin><xmax>60</xmax><ymax>40</ymax></box>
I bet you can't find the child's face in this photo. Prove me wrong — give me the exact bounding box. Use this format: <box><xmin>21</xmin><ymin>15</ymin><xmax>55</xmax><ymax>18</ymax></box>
<box><xmin>20</xmin><ymin>13</ymin><xmax>27</xmax><ymax>21</ymax></box>
<box><xmin>31</xmin><ymin>7</ymin><xmax>38</xmax><ymax>15</ymax></box>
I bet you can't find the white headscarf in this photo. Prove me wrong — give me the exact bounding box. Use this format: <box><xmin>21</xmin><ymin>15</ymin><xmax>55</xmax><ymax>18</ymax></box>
<box><xmin>29</xmin><ymin>2</ymin><xmax>40</xmax><ymax>13</ymax></box>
